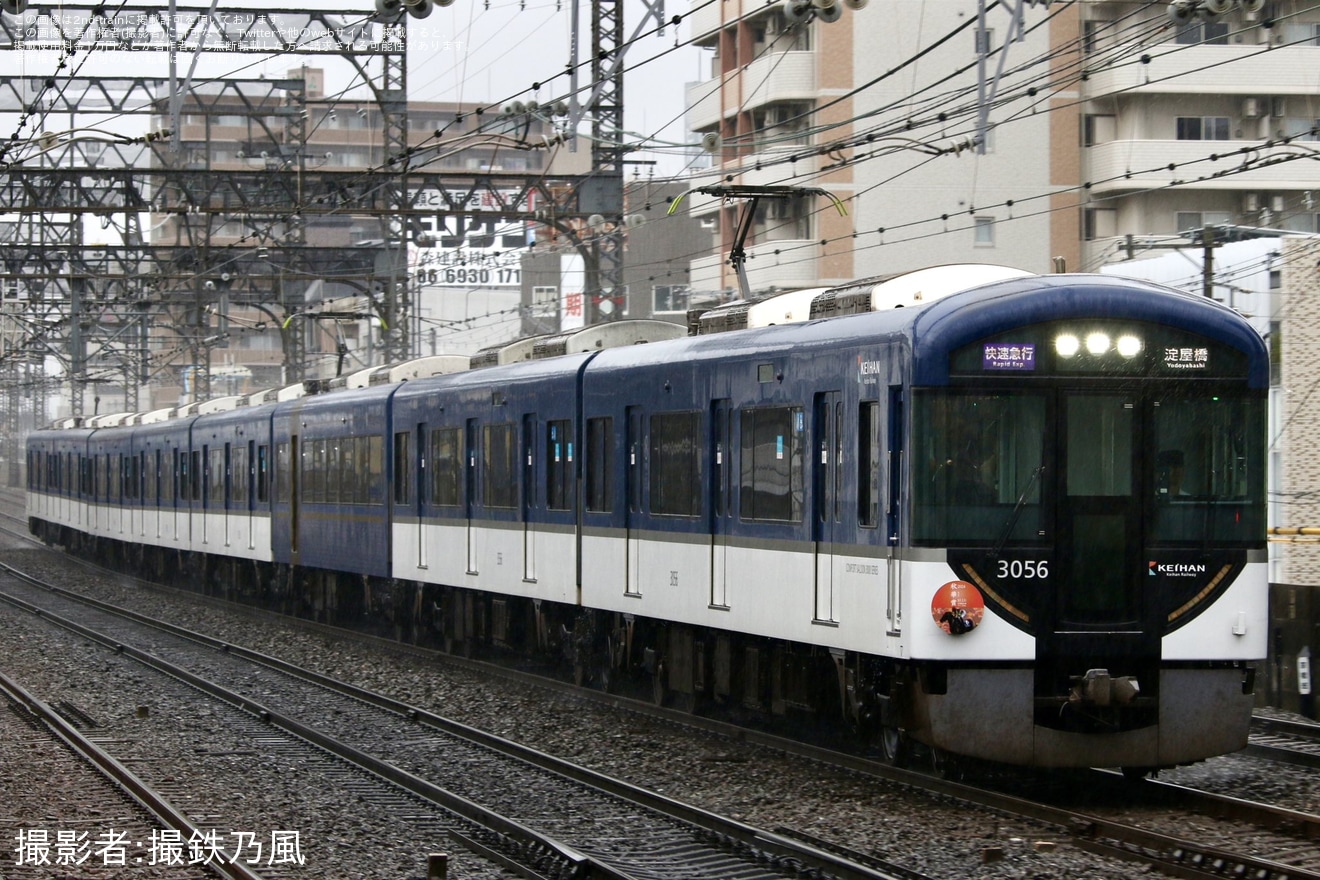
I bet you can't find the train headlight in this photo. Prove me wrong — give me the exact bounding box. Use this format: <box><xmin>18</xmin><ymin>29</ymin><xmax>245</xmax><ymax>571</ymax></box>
<box><xmin>1055</xmin><ymin>334</ymin><xmax>1080</xmax><ymax>357</ymax></box>
<box><xmin>1117</xmin><ymin>335</ymin><xmax>1142</xmax><ymax>358</ymax></box>
<box><xmin>1085</xmin><ymin>332</ymin><xmax>1110</xmax><ymax>355</ymax></box>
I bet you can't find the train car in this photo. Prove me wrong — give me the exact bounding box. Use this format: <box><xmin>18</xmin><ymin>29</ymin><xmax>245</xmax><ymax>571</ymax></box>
<box><xmin>571</xmin><ymin>273</ymin><xmax>1266</xmax><ymax>772</ymax></box>
<box><xmin>186</xmin><ymin>399</ymin><xmax>276</xmax><ymax>577</ymax></box>
<box><xmin>26</xmin><ymin>421</ymin><xmax>94</xmax><ymax>545</ymax></box>
<box><xmin>132</xmin><ymin>408</ymin><xmax>197</xmax><ymax>567</ymax></box>
<box><xmin>389</xmin><ymin>354</ymin><xmax>590</xmax><ymax>650</ymax></box>
<box><xmin>270</xmin><ymin>383</ymin><xmax>393</xmax><ymax>622</ymax></box>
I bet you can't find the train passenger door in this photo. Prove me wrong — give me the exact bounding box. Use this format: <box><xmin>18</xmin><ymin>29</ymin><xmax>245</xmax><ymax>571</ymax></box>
<box><xmin>885</xmin><ymin>388</ymin><xmax>904</xmax><ymax>635</ymax></box>
<box><xmin>247</xmin><ymin>441</ymin><xmax>257</xmax><ymax>551</ymax></box>
<box><xmin>523</xmin><ymin>413</ymin><xmax>537</xmax><ymax>582</ymax></box>
<box><xmin>224</xmin><ymin>443</ymin><xmax>232</xmax><ymax>548</ymax></box>
<box><xmin>290</xmin><ymin>435</ymin><xmax>300</xmax><ymax>557</ymax></box>
<box><xmin>466</xmin><ymin>419</ymin><xmax>479</xmax><ymax>574</ymax></box>
<box><xmin>1046</xmin><ymin>392</ymin><xmax>1154</xmax><ymax>660</ymax></box>
<box><xmin>709</xmin><ymin>400</ymin><xmax>732</xmax><ymax>608</ymax></box>
<box><xmin>625</xmin><ymin>406</ymin><xmax>643</xmax><ymax>596</ymax></box>
<box><xmin>814</xmin><ymin>392</ymin><xmax>843</xmax><ymax>623</ymax></box>
<box><xmin>417</xmin><ymin>425</ymin><xmax>427</xmax><ymax>570</ymax></box>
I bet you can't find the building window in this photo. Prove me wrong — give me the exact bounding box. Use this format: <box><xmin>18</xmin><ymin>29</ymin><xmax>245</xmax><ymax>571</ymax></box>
<box><xmin>1083</xmin><ymin>207</ymin><xmax>1116</xmax><ymax>241</ymax></box>
<box><xmin>1175</xmin><ymin>116</ymin><xmax>1230</xmax><ymax>140</ymax></box>
<box><xmin>1176</xmin><ymin>211</ymin><xmax>1231</xmax><ymax>233</ymax></box>
<box><xmin>1082</xmin><ymin>19</ymin><xmax>1105</xmax><ymax>54</ymax></box>
<box><xmin>652</xmin><ymin>285</ymin><xmax>688</xmax><ymax>314</ymax></box>
<box><xmin>531</xmin><ymin>286</ymin><xmax>557</xmax><ymax>319</ymax></box>
<box><xmin>1082</xmin><ymin>114</ymin><xmax>1116</xmax><ymax>147</ymax></box>
<box><xmin>974</xmin><ymin>217</ymin><xmax>995</xmax><ymax>247</ymax></box>
<box><xmin>1174</xmin><ymin>21</ymin><xmax>1228</xmax><ymax>45</ymax></box>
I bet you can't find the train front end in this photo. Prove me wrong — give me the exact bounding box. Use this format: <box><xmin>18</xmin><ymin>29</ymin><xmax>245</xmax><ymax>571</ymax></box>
<box><xmin>896</xmin><ymin>276</ymin><xmax>1267</xmax><ymax>771</ymax></box>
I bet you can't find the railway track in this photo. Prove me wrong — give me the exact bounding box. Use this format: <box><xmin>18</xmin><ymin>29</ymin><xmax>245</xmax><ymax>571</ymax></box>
<box><xmin>1246</xmin><ymin>716</ymin><xmax>1320</xmax><ymax>770</ymax></box>
<box><xmin>0</xmin><ymin>668</ymin><xmax>254</xmax><ymax>880</ymax></box>
<box><xmin>5</xmin><ymin>490</ymin><xmax>1320</xmax><ymax>880</ymax></box>
<box><xmin>0</xmin><ymin>559</ymin><xmax>924</xmax><ymax>880</ymax></box>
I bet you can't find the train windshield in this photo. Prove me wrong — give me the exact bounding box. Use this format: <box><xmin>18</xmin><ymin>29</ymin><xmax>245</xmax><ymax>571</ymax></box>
<box><xmin>1149</xmin><ymin>394</ymin><xmax>1264</xmax><ymax>544</ymax></box>
<box><xmin>911</xmin><ymin>389</ymin><xmax>1265</xmax><ymax>548</ymax></box>
<box><xmin>912</xmin><ymin>393</ymin><xmax>1047</xmax><ymax>544</ymax></box>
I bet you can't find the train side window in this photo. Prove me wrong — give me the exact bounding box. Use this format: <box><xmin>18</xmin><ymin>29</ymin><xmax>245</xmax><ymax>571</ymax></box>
<box><xmin>739</xmin><ymin>406</ymin><xmax>803</xmax><ymax>522</ymax></box>
<box><xmin>190</xmin><ymin>451</ymin><xmax>202</xmax><ymax>502</ymax></box>
<box><xmin>326</xmin><ymin>440</ymin><xmax>341</xmax><ymax>504</ymax></box>
<box><xmin>345</xmin><ymin>438</ymin><xmax>362</xmax><ymax>503</ymax></box>
<box><xmin>368</xmin><ymin>435</ymin><xmax>385</xmax><ymax>505</ymax></box>
<box><xmin>858</xmin><ymin>402</ymin><xmax>881</xmax><ymax>528</ymax></box>
<box><xmin>547</xmin><ymin>419</ymin><xmax>574</xmax><ymax>511</ymax></box>
<box><xmin>585</xmin><ymin>417</ymin><xmax>614</xmax><ymax>512</ymax></box>
<box><xmin>305</xmin><ymin>440</ymin><xmax>323</xmax><ymax>503</ymax></box>
<box><xmin>393</xmin><ymin>431</ymin><xmax>412</xmax><ymax>505</ymax></box>
<box><xmin>484</xmin><ymin>423</ymin><xmax>517</xmax><ymax>509</ymax></box>
<box><xmin>257</xmin><ymin>444</ymin><xmax>269</xmax><ymax>503</ymax></box>
<box><xmin>209</xmin><ymin>447</ymin><xmax>224</xmax><ymax>505</ymax></box>
<box><xmin>650</xmin><ymin>411</ymin><xmax>702</xmax><ymax>518</ymax></box>
<box><xmin>430</xmin><ymin>428</ymin><xmax>461</xmax><ymax>507</ymax></box>
<box><xmin>275</xmin><ymin>442</ymin><xmax>290</xmax><ymax>503</ymax></box>
<box><xmin>232</xmin><ymin>444</ymin><xmax>248</xmax><ymax>505</ymax></box>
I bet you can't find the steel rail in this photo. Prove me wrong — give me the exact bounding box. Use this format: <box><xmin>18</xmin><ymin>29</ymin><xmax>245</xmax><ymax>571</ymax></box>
<box><xmin>0</xmin><ymin>667</ymin><xmax>269</xmax><ymax>880</ymax></box>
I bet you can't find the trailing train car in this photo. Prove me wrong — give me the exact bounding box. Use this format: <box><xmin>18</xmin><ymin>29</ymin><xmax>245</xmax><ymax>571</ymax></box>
<box><xmin>25</xmin><ymin>271</ymin><xmax>1268</xmax><ymax>774</ymax></box>
<box><xmin>26</xmin><ymin>420</ymin><xmax>94</xmax><ymax>544</ymax></box>
<box><xmin>271</xmin><ymin>384</ymin><xmax>392</xmax><ymax>622</ymax></box>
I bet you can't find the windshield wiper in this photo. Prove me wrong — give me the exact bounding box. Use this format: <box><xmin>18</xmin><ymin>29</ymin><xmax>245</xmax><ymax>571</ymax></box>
<box><xmin>991</xmin><ymin>465</ymin><xmax>1044</xmax><ymax>558</ymax></box>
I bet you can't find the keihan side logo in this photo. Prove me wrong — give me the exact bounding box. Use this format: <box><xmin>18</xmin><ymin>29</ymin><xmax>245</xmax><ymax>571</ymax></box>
<box><xmin>1149</xmin><ymin>561</ymin><xmax>1207</xmax><ymax>577</ymax></box>
<box><xmin>856</xmin><ymin>355</ymin><xmax>882</xmax><ymax>383</ymax></box>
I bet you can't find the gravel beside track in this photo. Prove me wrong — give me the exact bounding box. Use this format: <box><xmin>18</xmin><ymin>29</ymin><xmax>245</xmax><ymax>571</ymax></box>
<box><xmin>0</xmin><ymin>676</ymin><xmax>217</xmax><ymax>879</ymax></box>
<box><xmin>0</xmin><ymin>580</ymin><xmax>518</xmax><ymax>880</ymax></box>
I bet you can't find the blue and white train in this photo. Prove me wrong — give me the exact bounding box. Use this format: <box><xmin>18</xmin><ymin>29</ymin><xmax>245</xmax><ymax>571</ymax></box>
<box><xmin>26</xmin><ymin>270</ymin><xmax>1269</xmax><ymax>774</ymax></box>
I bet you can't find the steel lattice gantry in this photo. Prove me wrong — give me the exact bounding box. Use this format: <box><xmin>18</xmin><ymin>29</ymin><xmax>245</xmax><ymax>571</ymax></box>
<box><xmin>0</xmin><ymin>2</ymin><xmax>629</xmax><ymax>421</ymax></box>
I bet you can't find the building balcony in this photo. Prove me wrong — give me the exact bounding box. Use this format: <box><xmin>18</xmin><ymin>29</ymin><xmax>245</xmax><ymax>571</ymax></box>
<box><xmin>1086</xmin><ymin>139</ymin><xmax>1320</xmax><ymax>194</ymax></box>
<box><xmin>745</xmin><ymin>239</ymin><xmax>817</xmax><ymax>290</ymax></box>
<box><xmin>689</xmin><ymin>51</ymin><xmax>817</xmax><ymax>128</ymax></box>
<box><xmin>726</xmin><ymin>51</ymin><xmax>816</xmax><ymax>116</ymax></box>
<box><xmin>686</xmin><ymin>0</ymin><xmax>726</xmax><ymax>43</ymax></box>
<box><xmin>690</xmin><ymin>253</ymin><xmax>727</xmax><ymax>292</ymax></box>
<box><xmin>685</xmin><ymin>79</ymin><xmax>723</xmax><ymax>132</ymax></box>
<box><xmin>1085</xmin><ymin>43</ymin><xmax>1320</xmax><ymax>98</ymax></box>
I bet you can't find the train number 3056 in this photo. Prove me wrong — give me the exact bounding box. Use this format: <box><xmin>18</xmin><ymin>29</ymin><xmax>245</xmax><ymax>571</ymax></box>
<box><xmin>997</xmin><ymin>559</ymin><xmax>1048</xmax><ymax>579</ymax></box>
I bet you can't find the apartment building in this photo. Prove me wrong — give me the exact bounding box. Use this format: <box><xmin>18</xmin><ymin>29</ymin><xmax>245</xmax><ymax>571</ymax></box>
<box><xmin>684</xmin><ymin>0</ymin><xmax>1320</xmax><ymax>289</ymax></box>
<box><xmin>149</xmin><ymin>68</ymin><xmax>589</xmax><ymax>404</ymax></box>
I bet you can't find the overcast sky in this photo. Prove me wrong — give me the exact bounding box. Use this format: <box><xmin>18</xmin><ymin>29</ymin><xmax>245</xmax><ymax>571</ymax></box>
<box><xmin>0</xmin><ymin>0</ymin><xmax>702</xmax><ymax>176</ymax></box>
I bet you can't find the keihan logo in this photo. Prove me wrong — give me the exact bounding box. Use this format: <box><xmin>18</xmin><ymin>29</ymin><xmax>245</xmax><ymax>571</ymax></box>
<box><xmin>1149</xmin><ymin>561</ymin><xmax>1207</xmax><ymax>577</ymax></box>
<box><xmin>856</xmin><ymin>355</ymin><xmax>883</xmax><ymax>378</ymax></box>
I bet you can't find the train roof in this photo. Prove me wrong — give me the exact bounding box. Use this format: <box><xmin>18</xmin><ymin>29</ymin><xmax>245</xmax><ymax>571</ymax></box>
<box><xmin>586</xmin><ymin>274</ymin><xmax>1270</xmax><ymax>387</ymax></box>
